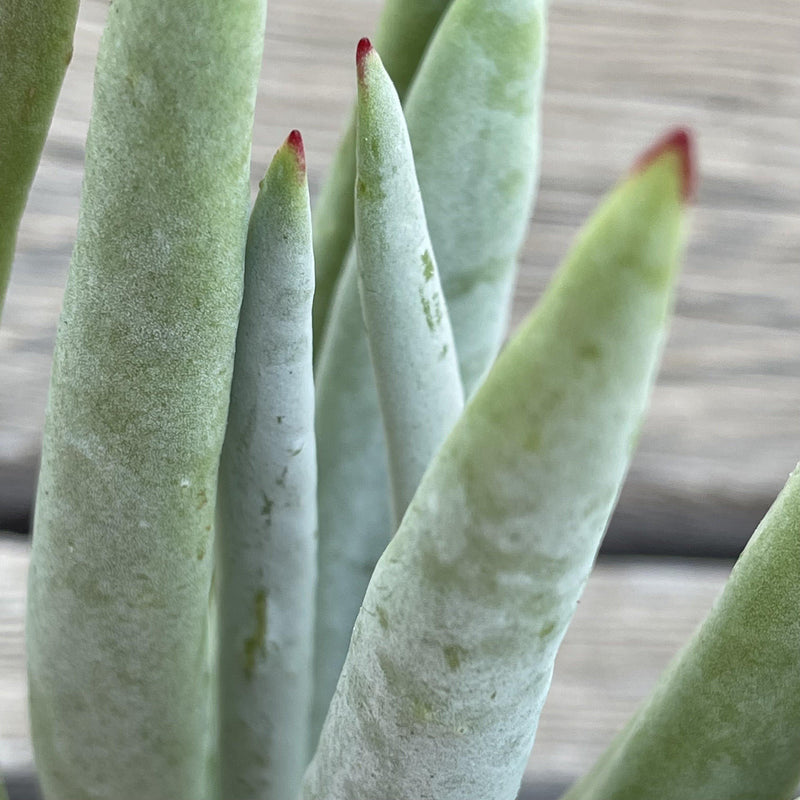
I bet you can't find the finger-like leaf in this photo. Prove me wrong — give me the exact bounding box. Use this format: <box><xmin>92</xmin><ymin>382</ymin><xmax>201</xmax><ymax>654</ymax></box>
<box><xmin>311</xmin><ymin>0</ymin><xmax>547</xmax><ymax>743</ymax></box>
<box><xmin>355</xmin><ymin>41</ymin><xmax>464</xmax><ymax>522</ymax></box>
<box><xmin>312</xmin><ymin>0</ymin><xmax>453</xmax><ymax>351</ymax></box>
<box><xmin>26</xmin><ymin>1</ymin><xmax>267</xmax><ymax>797</ymax></box>
<box><xmin>404</xmin><ymin>0</ymin><xmax>548</xmax><ymax>393</ymax></box>
<box><xmin>217</xmin><ymin>132</ymin><xmax>316</xmax><ymax>800</ymax></box>
<box><xmin>0</xmin><ymin>0</ymin><xmax>79</xmax><ymax>316</ymax></box>
<box><xmin>304</xmin><ymin>132</ymin><xmax>692</xmax><ymax>800</ymax></box>
<box><xmin>562</xmin><ymin>470</ymin><xmax>800</xmax><ymax>800</ymax></box>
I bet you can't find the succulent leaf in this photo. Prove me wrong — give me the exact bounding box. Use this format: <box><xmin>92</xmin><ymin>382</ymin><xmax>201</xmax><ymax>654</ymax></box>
<box><xmin>311</xmin><ymin>258</ymin><xmax>394</xmax><ymax>741</ymax></box>
<box><xmin>311</xmin><ymin>0</ymin><xmax>547</xmax><ymax>743</ymax></box>
<box><xmin>303</xmin><ymin>132</ymin><xmax>691</xmax><ymax>800</ymax></box>
<box><xmin>217</xmin><ymin>132</ymin><xmax>316</xmax><ymax>800</ymax></box>
<box><xmin>0</xmin><ymin>0</ymin><xmax>79</xmax><ymax>316</ymax></box>
<box><xmin>312</xmin><ymin>0</ymin><xmax>454</xmax><ymax>352</ymax></box>
<box><xmin>562</xmin><ymin>465</ymin><xmax>800</xmax><ymax>800</ymax></box>
<box><xmin>25</xmin><ymin>1</ymin><xmax>267</xmax><ymax>797</ymax></box>
<box><xmin>355</xmin><ymin>41</ymin><xmax>464</xmax><ymax>522</ymax></box>
<box><xmin>404</xmin><ymin>0</ymin><xmax>548</xmax><ymax>393</ymax></box>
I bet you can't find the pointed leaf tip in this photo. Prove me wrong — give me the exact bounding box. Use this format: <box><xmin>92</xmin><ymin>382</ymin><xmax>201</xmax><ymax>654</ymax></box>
<box><xmin>357</xmin><ymin>37</ymin><xmax>373</xmax><ymax>80</ymax></box>
<box><xmin>286</xmin><ymin>129</ymin><xmax>306</xmax><ymax>174</ymax></box>
<box><xmin>633</xmin><ymin>127</ymin><xmax>696</xmax><ymax>203</ymax></box>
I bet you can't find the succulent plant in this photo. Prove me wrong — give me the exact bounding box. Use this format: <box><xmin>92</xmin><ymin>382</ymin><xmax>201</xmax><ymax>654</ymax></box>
<box><xmin>7</xmin><ymin>1</ymin><xmax>800</xmax><ymax>800</ymax></box>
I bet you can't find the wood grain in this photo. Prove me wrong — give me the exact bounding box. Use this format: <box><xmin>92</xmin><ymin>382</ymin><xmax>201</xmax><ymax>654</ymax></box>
<box><xmin>1</xmin><ymin>2</ymin><xmax>799</xmax><ymax>548</ymax></box>
<box><xmin>0</xmin><ymin>536</ymin><xmax>731</xmax><ymax>789</ymax></box>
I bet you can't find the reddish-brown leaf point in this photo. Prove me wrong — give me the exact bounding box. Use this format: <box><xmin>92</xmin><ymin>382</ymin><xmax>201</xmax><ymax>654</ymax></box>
<box><xmin>286</xmin><ymin>129</ymin><xmax>306</xmax><ymax>175</ymax></box>
<box><xmin>633</xmin><ymin>128</ymin><xmax>696</xmax><ymax>203</ymax></box>
<box><xmin>357</xmin><ymin>38</ymin><xmax>373</xmax><ymax>81</ymax></box>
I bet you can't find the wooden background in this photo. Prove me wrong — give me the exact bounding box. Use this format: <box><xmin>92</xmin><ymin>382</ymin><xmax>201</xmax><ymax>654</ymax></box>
<box><xmin>1</xmin><ymin>0</ymin><xmax>799</xmax><ymax>793</ymax></box>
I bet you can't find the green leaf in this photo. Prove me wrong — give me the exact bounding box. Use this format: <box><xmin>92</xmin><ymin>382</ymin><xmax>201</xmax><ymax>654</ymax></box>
<box><xmin>355</xmin><ymin>41</ymin><xmax>464</xmax><ymax>522</ymax></box>
<box><xmin>562</xmin><ymin>472</ymin><xmax>800</xmax><ymax>800</ymax></box>
<box><xmin>0</xmin><ymin>0</ymin><xmax>79</xmax><ymax>316</ymax></box>
<box><xmin>304</xmin><ymin>132</ymin><xmax>691</xmax><ymax>800</ymax></box>
<box><xmin>26</xmin><ymin>1</ymin><xmax>267</xmax><ymax>797</ymax></box>
<box><xmin>404</xmin><ymin>0</ymin><xmax>548</xmax><ymax>393</ymax></box>
<box><xmin>311</xmin><ymin>0</ymin><xmax>454</xmax><ymax>353</ymax></box>
<box><xmin>311</xmin><ymin>0</ymin><xmax>547</xmax><ymax>744</ymax></box>
<box><xmin>216</xmin><ymin>132</ymin><xmax>316</xmax><ymax>800</ymax></box>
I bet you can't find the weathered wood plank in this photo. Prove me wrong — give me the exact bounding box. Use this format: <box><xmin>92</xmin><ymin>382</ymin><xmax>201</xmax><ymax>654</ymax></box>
<box><xmin>1</xmin><ymin>0</ymin><xmax>799</xmax><ymax>550</ymax></box>
<box><xmin>0</xmin><ymin>536</ymin><xmax>731</xmax><ymax>786</ymax></box>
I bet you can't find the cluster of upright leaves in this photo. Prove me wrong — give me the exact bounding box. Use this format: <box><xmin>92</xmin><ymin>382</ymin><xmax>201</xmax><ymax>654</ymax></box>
<box><xmin>31</xmin><ymin>0</ymin><xmax>800</xmax><ymax>799</ymax></box>
<box><xmin>304</xmin><ymin>42</ymin><xmax>691</xmax><ymax>796</ymax></box>
<box><xmin>311</xmin><ymin>0</ymin><xmax>549</xmax><ymax>738</ymax></box>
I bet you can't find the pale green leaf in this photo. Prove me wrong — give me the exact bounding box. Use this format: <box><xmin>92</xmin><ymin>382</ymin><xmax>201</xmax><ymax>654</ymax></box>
<box><xmin>217</xmin><ymin>132</ymin><xmax>316</xmax><ymax>800</ymax></box>
<box><xmin>312</xmin><ymin>0</ymin><xmax>454</xmax><ymax>351</ymax></box>
<box><xmin>26</xmin><ymin>1</ymin><xmax>267</xmax><ymax>797</ymax></box>
<box><xmin>0</xmin><ymin>0</ymin><xmax>79</xmax><ymax>315</ymax></box>
<box><xmin>562</xmin><ymin>468</ymin><xmax>800</xmax><ymax>800</ymax></box>
<box><xmin>355</xmin><ymin>43</ymin><xmax>464</xmax><ymax>521</ymax></box>
<box><xmin>311</xmin><ymin>0</ymin><xmax>547</xmax><ymax>743</ymax></box>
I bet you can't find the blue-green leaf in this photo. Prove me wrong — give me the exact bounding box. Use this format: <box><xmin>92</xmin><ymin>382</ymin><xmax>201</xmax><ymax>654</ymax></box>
<box><xmin>26</xmin><ymin>1</ymin><xmax>267</xmax><ymax>796</ymax></box>
<box><xmin>217</xmin><ymin>131</ymin><xmax>316</xmax><ymax>800</ymax></box>
<box><xmin>355</xmin><ymin>41</ymin><xmax>464</xmax><ymax>521</ymax></box>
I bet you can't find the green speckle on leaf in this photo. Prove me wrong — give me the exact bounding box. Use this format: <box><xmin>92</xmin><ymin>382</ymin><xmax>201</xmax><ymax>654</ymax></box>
<box><xmin>376</xmin><ymin>605</ymin><xmax>389</xmax><ymax>630</ymax></box>
<box><xmin>443</xmin><ymin>644</ymin><xmax>467</xmax><ymax>671</ymax></box>
<box><xmin>243</xmin><ymin>589</ymin><xmax>268</xmax><ymax>681</ymax></box>
<box><xmin>276</xmin><ymin>466</ymin><xmax>288</xmax><ymax>487</ymax></box>
<box><xmin>418</xmin><ymin>288</ymin><xmax>443</xmax><ymax>332</ymax></box>
<box><xmin>411</xmin><ymin>696</ymin><xmax>434</xmax><ymax>722</ymax></box>
<box><xmin>579</xmin><ymin>342</ymin><xmax>601</xmax><ymax>362</ymax></box>
<box><xmin>524</xmin><ymin>427</ymin><xmax>541</xmax><ymax>452</ymax></box>
<box><xmin>261</xmin><ymin>493</ymin><xmax>273</xmax><ymax>520</ymax></box>
<box><xmin>422</xmin><ymin>250</ymin><xmax>435</xmax><ymax>281</ymax></box>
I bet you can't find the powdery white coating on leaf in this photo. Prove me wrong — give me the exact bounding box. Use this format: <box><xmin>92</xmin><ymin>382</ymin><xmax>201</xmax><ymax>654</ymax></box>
<box><xmin>311</xmin><ymin>263</ymin><xmax>395</xmax><ymax>741</ymax></box>
<box><xmin>25</xmin><ymin>1</ymin><xmax>267</xmax><ymax>798</ymax></box>
<box><xmin>563</xmin><ymin>464</ymin><xmax>800</xmax><ymax>800</ymax></box>
<box><xmin>303</xmin><ymin>147</ymin><xmax>687</xmax><ymax>800</ymax></box>
<box><xmin>405</xmin><ymin>0</ymin><xmax>547</xmax><ymax>393</ymax></box>
<box><xmin>355</xmin><ymin>47</ymin><xmax>464</xmax><ymax>522</ymax></box>
<box><xmin>311</xmin><ymin>0</ymin><xmax>548</xmax><ymax>746</ymax></box>
<box><xmin>312</xmin><ymin>0</ymin><xmax>454</xmax><ymax>349</ymax></box>
<box><xmin>216</xmin><ymin>135</ymin><xmax>317</xmax><ymax>800</ymax></box>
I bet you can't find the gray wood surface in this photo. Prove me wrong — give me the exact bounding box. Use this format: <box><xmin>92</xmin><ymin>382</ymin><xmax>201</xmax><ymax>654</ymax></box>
<box><xmin>0</xmin><ymin>536</ymin><xmax>732</xmax><ymax>787</ymax></box>
<box><xmin>1</xmin><ymin>2</ymin><xmax>799</xmax><ymax>548</ymax></box>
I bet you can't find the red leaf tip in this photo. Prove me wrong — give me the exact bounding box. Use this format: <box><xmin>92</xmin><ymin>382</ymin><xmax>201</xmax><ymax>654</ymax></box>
<box><xmin>286</xmin><ymin>129</ymin><xmax>305</xmax><ymax>174</ymax></box>
<box><xmin>357</xmin><ymin>37</ymin><xmax>373</xmax><ymax>81</ymax></box>
<box><xmin>633</xmin><ymin>128</ymin><xmax>697</xmax><ymax>203</ymax></box>
<box><xmin>633</xmin><ymin>127</ymin><xmax>696</xmax><ymax>203</ymax></box>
